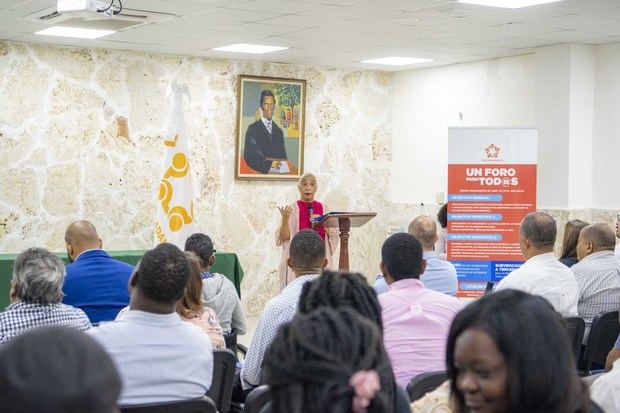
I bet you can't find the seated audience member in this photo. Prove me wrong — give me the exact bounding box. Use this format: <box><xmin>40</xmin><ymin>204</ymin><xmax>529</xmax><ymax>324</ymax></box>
<box><xmin>572</xmin><ymin>223</ymin><xmax>620</xmax><ymax>338</ymax></box>
<box><xmin>299</xmin><ymin>270</ymin><xmax>383</xmax><ymax>331</ymax></box>
<box><xmin>262</xmin><ymin>307</ymin><xmax>410</xmax><ymax>413</ymax></box>
<box><xmin>375</xmin><ymin>215</ymin><xmax>458</xmax><ymax>296</ymax></box>
<box><xmin>559</xmin><ymin>219</ymin><xmax>589</xmax><ymax>268</ymax></box>
<box><xmin>606</xmin><ymin>332</ymin><xmax>620</xmax><ymax>371</ymax></box>
<box><xmin>410</xmin><ymin>215</ymin><xmax>458</xmax><ymax>295</ymax></box>
<box><xmin>88</xmin><ymin>243</ymin><xmax>213</xmax><ymax>406</ymax></box>
<box><xmin>447</xmin><ymin>289</ymin><xmax>593</xmax><ymax>413</ymax></box>
<box><xmin>590</xmin><ymin>364</ymin><xmax>620</xmax><ymax>413</ymax></box>
<box><xmin>378</xmin><ymin>233</ymin><xmax>464</xmax><ymax>388</ymax></box>
<box><xmin>0</xmin><ymin>326</ymin><xmax>121</xmax><ymax>413</ymax></box>
<box><xmin>0</xmin><ymin>248</ymin><xmax>91</xmax><ymax>344</ymax></box>
<box><xmin>178</xmin><ymin>251</ymin><xmax>225</xmax><ymax>349</ymax></box>
<box><xmin>592</xmin><ymin>321</ymin><xmax>620</xmax><ymax>413</ymax></box>
<box><xmin>241</xmin><ymin>229</ymin><xmax>326</xmax><ymax>390</ymax></box>
<box><xmin>495</xmin><ymin>211</ymin><xmax>579</xmax><ymax>316</ymax></box>
<box><xmin>298</xmin><ymin>272</ymin><xmax>413</xmax><ymax>412</ymax></box>
<box><xmin>62</xmin><ymin>220</ymin><xmax>134</xmax><ymax>324</ymax></box>
<box><xmin>435</xmin><ymin>203</ymin><xmax>448</xmax><ymax>260</ymax></box>
<box><xmin>615</xmin><ymin>218</ymin><xmax>620</xmax><ymax>259</ymax></box>
<box><xmin>373</xmin><ymin>272</ymin><xmax>389</xmax><ymax>295</ymax></box>
<box><xmin>184</xmin><ymin>232</ymin><xmax>247</xmax><ymax>335</ymax></box>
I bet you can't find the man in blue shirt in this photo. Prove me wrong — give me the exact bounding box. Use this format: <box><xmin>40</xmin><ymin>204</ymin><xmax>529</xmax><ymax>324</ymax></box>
<box><xmin>375</xmin><ymin>215</ymin><xmax>459</xmax><ymax>296</ymax></box>
<box><xmin>62</xmin><ymin>221</ymin><xmax>134</xmax><ymax>324</ymax></box>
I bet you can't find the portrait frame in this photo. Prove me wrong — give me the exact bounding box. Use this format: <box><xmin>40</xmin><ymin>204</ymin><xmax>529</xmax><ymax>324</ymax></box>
<box><xmin>235</xmin><ymin>75</ymin><xmax>306</xmax><ymax>181</ymax></box>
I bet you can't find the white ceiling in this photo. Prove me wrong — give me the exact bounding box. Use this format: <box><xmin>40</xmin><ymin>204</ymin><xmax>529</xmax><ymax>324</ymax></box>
<box><xmin>1</xmin><ymin>0</ymin><xmax>620</xmax><ymax>70</ymax></box>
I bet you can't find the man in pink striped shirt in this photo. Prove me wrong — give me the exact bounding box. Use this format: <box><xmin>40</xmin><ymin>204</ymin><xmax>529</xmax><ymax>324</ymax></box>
<box><xmin>378</xmin><ymin>233</ymin><xmax>465</xmax><ymax>388</ymax></box>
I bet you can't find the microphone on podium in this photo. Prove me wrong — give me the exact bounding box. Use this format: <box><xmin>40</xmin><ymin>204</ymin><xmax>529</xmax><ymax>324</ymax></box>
<box><xmin>307</xmin><ymin>203</ymin><xmax>314</xmax><ymax>229</ymax></box>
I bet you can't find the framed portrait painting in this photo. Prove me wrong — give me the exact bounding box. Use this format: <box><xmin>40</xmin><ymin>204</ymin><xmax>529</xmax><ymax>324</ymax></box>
<box><xmin>235</xmin><ymin>75</ymin><xmax>306</xmax><ymax>180</ymax></box>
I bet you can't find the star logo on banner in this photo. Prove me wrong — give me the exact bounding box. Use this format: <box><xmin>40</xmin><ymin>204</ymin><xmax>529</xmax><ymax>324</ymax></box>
<box><xmin>485</xmin><ymin>144</ymin><xmax>500</xmax><ymax>159</ymax></box>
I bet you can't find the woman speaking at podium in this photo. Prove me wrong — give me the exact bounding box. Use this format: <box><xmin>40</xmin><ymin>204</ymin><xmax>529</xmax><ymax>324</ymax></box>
<box><xmin>276</xmin><ymin>173</ymin><xmax>338</xmax><ymax>289</ymax></box>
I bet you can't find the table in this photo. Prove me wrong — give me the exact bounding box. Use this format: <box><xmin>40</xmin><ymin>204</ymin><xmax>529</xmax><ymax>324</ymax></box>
<box><xmin>0</xmin><ymin>250</ymin><xmax>244</xmax><ymax>310</ymax></box>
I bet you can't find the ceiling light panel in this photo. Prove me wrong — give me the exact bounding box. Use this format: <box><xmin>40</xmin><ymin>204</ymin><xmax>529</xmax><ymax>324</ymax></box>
<box><xmin>35</xmin><ymin>26</ymin><xmax>116</xmax><ymax>39</ymax></box>
<box><xmin>362</xmin><ymin>57</ymin><xmax>433</xmax><ymax>66</ymax></box>
<box><xmin>212</xmin><ymin>43</ymin><xmax>289</xmax><ymax>54</ymax></box>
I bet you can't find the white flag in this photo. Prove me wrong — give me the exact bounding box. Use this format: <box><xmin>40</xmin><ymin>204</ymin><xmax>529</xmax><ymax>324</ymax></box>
<box><xmin>155</xmin><ymin>82</ymin><xmax>196</xmax><ymax>248</ymax></box>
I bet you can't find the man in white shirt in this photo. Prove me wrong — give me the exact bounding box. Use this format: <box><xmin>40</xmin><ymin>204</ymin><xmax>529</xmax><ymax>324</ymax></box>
<box><xmin>88</xmin><ymin>243</ymin><xmax>213</xmax><ymax>406</ymax></box>
<box><xmin>573</xmin><ymin>223</ymin><xmax>620</xmax><ymax>339</ymax></box>
<box><xmin>240</xmin><ymin>229</ymin><xmax>327</xmax><ymax>391</ymax></box>
<box><xmin>495</xmin><ymin>211</ymin><xmax>579</xmax><ymax>316</ymax></box>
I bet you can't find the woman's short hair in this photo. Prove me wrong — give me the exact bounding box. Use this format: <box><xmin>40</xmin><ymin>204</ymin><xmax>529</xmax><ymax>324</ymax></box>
<box><xmin>446</xmin><ymin>289</ymin><xmax>589</xmax><ymax>413</ymax></box>
<box><xmin>12</xmin><ymin>248</ymin><xmax>65</xmax><ymax>305</ymax></box>
<box><xmin>298</xmin><ymin>271</ymin><xmax>383</xmax><ymax>332</ymax></box>
<box><xmin>176</xmin><ymin>251</ymin><xmax>204</xmax><ymax>317</ymax></box>
<box><xmin>559</xmin><ymin>219</ymin><xmax>589</xmax><ymax>260</ymax></box>
<box><xmin>262</xmin><ymin>307</ymin><xmax>395</xmax><ymax>413</ymax></box>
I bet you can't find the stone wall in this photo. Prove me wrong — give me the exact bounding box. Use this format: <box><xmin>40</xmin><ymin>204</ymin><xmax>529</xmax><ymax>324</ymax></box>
<box><xmin>0</xmin><ymin>41</ymin><xmax>412</xmax><ymax>314</ymax></box>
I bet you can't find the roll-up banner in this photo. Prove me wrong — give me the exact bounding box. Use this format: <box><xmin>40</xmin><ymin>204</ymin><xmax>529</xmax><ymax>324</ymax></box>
<box><xmin>447</xmin><ymin>127</ymin><xmax>537</xmax><ymax>298</ymax></box>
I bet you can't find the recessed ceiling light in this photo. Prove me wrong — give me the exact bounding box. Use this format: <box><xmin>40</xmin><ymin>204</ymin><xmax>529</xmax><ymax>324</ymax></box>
<box><xmin>35</xmin><ymin>26</ymin><xmax>116</xmax><ymax>39</ymax></box>
<box><xmin>361</xmin><ymin>57</ymin><xmax>433</xmax><ymax>66</ymax></box>
<box><xmin>458</xmin><ymin>0</ymin><xmax>564</xmax><ymax>9</ymax></box>
<box><xmin>212</xmin><ymin>44</ymin><xmax>288</xmax><ymax>54</ymax></box>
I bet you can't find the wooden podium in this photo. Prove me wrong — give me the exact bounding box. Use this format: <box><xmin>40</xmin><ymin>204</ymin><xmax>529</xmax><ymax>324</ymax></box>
<box><xmin>313</xmin><ymin>212</ymin><xmax>376</xmax><ymax>271</ymax></box>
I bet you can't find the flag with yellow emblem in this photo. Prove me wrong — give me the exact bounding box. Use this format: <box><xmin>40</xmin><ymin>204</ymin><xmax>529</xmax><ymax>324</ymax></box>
<box><xmin>155</xmin><ymin>82</ymin><xmax>196</xmax><ymax>247</ymax></box>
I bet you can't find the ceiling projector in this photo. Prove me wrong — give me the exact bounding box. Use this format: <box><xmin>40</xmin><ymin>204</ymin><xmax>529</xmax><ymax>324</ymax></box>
<box><xmin>57</xmin><ymin>0</ymin><xmax>121</xmax><ymax>18</ymax></box>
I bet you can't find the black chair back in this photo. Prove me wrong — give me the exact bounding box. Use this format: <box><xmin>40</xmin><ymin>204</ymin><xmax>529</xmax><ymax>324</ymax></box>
<box><xmin>120</xmin><ymin>397</ymin><xmax>216</xmax><ymax>413</ymax></box>
<box><xmin>406</xmin><ymin>371</ymin><xmax>448</xmax><ymax>402</ymax></box>
<box><xmin>224</xmin><ymin>328</ymin><xmax>238</xmax><ymax>354</ymax></box>
<box><xmin>564</xmin><ymin>316</ymin><xmax>585</xmax><ymax>361</ymax></box>
<box><xmin>580</xmin><ymin>310</ymin><xmax>619</xmax><ymax>374</ymax></box>
<box><xmin>207</xmin><ymin>349</ymin><xmax>236</xmax><ymax>413</ymax></box>
<box><xmin>243</xmin><ymin>385</ymin><xmax>271</xmax><ymax>413</ymax></box>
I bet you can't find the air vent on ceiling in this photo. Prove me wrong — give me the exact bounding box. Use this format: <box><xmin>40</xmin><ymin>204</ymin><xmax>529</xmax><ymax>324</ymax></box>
<box><xmin>27</xmin><ymin>5</ymin><xmax>176</xmax><ymax>31</ymax></box>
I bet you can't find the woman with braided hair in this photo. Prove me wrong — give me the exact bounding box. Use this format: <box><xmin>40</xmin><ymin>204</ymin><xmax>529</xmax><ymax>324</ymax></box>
<box><xmin>262</xmin><ymin>307</ymin><xmax>410</xmax><ymax>413</ymax></box>
<box><xmin>298</xmin><ymin>270</ymin><xmax>383</xmax><ymax>332</ymax></box>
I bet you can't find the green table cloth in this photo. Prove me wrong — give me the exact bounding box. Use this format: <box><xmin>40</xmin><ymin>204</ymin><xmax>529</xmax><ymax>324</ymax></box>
<box><xmin>0</xmin><ymin>250</ymin><xmax>243</xmax><ymax>310</ymax></box>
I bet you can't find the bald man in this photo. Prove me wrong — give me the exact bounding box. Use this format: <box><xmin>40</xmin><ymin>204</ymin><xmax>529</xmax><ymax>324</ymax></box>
<box><xmin>495</xmin><ymin>212</ymin><xmax>579</xmax><ymax>316</ymax></box>
<box><xmin>573</xmin><ymin>223</ymin><xmax>620</xmax><ymax>340</ymax></box>
<box><xmin>62</xmin><ymin>221</ymin><xmax>134</xmax><ymax>324</ymax></box>
<box><xmin>374</xmin><ymin>215</ymin><xmax>458</xmax><ymax>296</ymax></box>
<box><xmin>408</xmin><ymin>215</ymin><xmax>459</xmax><ymax>296</ymax></box>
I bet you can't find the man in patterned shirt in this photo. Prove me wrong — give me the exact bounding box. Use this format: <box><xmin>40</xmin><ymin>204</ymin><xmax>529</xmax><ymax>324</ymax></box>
<box><xmin>573</xmin><ymin>223</ymin><xmax>620</xmax><ymax>340</ymax></box>
<box><xmin>240</xmin><ymin>229</ymin><xmax>327</xmax><ymax>391</ymax></box>
<box><xmin>0</xmin><ymin>248</ymin><xmax>91</xmax><ymax>344</ymax></box>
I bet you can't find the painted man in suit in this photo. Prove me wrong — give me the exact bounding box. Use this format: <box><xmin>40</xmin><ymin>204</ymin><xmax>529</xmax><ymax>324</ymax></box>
<box><xmin>243</xmin><ymin>89</ymin><xmax>287</xmax><ymax>174</ymax></box>
<box><xmin>62</xmin><ymin>220</ymin><xmax>134</xmax><ymax>324</ymax></box>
